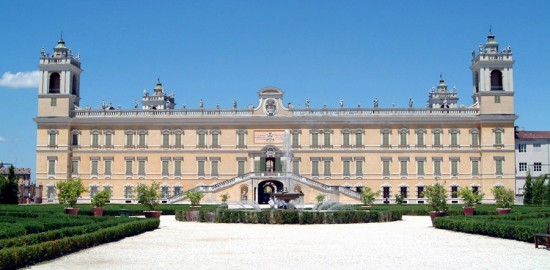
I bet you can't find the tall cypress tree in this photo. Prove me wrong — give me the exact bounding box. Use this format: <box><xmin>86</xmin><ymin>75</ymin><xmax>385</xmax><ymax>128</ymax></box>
<box><xmin>532</xmin><ymin>174</ymin><xmax>547</xmax><ymax>206</ymax></box>
<box><xmin>523</xmin><ymin>172</ymin><xmax>533</xmax><ymax>205</ymax></box>
<box><xmin>0</xmin><ymin>166</ymin><xmax>19</xmax><ymax>204</ymax></box>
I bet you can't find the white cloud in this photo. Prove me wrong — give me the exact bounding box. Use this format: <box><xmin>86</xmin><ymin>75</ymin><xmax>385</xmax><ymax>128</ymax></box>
<box><xmin>0</xmin><ymin>137</ymin><xmax>6</xmax><ymax>142</ymax></box>
<box><xmin>0</xmin><ymin>71</ymin><xmax>39</xmax><ymax>88</ymax></box>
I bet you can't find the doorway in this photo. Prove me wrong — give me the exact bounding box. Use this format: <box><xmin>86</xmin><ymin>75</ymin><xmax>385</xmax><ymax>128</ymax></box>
<box><xmin>257</xmin><ymin>180</ymin><xmax>283</xmax><ymax>204</ymax></box>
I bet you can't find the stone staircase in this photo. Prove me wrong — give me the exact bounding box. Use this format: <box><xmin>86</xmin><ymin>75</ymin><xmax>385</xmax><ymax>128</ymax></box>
<box><xmin>167</xmin><ymin>172</ymin><xmax>361</xmax><ymax>203</ymax></box>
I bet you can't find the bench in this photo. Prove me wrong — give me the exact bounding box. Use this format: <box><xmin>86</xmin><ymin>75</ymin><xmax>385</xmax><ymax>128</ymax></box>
<box><xmin>534</xmin><ymin>222</ymin><xmax>550</xmax><ymax>249</ymax></box>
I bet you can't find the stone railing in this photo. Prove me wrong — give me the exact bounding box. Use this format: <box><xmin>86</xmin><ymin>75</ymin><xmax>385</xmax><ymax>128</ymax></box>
<box><xmin>73</xmin><ymin>107</ymin><xmax>479</xmax><ymax>118</ymax></box>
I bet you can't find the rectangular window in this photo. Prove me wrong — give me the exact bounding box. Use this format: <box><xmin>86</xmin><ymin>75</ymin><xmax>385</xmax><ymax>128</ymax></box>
<box><xmin>451</xmin><ymin>133</ymin><xmax>458</xmax><ymax>146</ymax></box>
<box><xmin>417</xmin><ymin>160</ymin><xmax>425</xmax><ymax>176</ymax></box>
<box><xmin>212</xmin><ymin>134</ymin><xmax>219</xmax><ymax>147</ymax></box>
<box><xmin>104</xmin><ymin>161</ymin><xmax>112</xmax><ymax>175</ymax></box>
<box><xmin>311</xmin><ymin>161</ymin><xmax>319</xmax><ymax>176</ymax></box>
<box><xmin>72</xmin><ymin>134</ymin><xmax>79</xmax><ymax>146</ymax></box>
<box><xmin>471</xmin><ymin>133</ymin><xmax>479</xmax><ymax>146</ymax></box>
<box><xmin>162</xmin><ymin>134</ymin><xmax>169</xmax><ymax>147</ymax></box>
<box><xmin>47</xmin><ymin>186</ymin><xmax>55</xmax><ymax>199</ymax></box>
<box><xmin>400</xmin><ymin>133</ymin><xmax>407</xmax><ymax>146</ymax></box>
<box><xmin>323</xmin><ymin>133</ymin><xmax>331</xmax><ymax>147</ymax></box>
<box><xmin>382</xmin><ymin>133</ymin><xmax>390</xmax><ymax>146</ymax></box>
<box><xmin>292</xmin><ymin>133</ymin><xmax>299</xmax><ymax>147</ymax></box>
<box><xmin>355</xmin><ymin>133</ymin><xmax>363</xmax><ymax>146</ymax></box>
<box><xmin>174</xmin><ymin>186</ymin><xmax>182</xmax><ymax>196</ymax></box>
<box><xmin>495</xmin><ymin>132</ymin><xmax>502</xmax><ymax>145</ymax></box>
<box><xmin>174</xmin><ymin>160</ymin><xmax>182</xmax><ymax>176</ymax></box>
<box><xmin>105</xmin><ymin>134</ymin><xmax>112</xmax><ymax>147</ymax></box>
<box><xmin>534</xmin><ymin>162</ymin><xmax>542</xmax><ymax>172</ymax></box>
<box><xmin>198</xmin><ymin>134</ymin><xmax>206</xmax><ymax>147</ymax></box>
<box><xmin>472</xmin><ymin>160</ymin><xmax>479</xmax><ymax>175</ymax></box>
<box><xmin>124</xmin><ymin>186</ymin><xmax>133</xmax><ymax>199</ymax></box>
<box><xmin>417</xmin><ymin>132</ymin><xmax>424</xmax><ymax>146</ymax></box>
<box><xmin>417</xmin><ymin>186</ymin><xmax>424</xmax><ymax>198</ymax></box>
<box><xmin>138</xmin><ymin>160</ymin><xmax>146</xmax><ymax>175</ymax></box>
<box><xmin>343</xmin><ymin>160</ymin><xmax>350</xmax><ymax>176</ymax></box>
<box><xmin>49</xmin><ymin>134</ymin><xmax>56</xmax><ymax>146</ymax></box>
<box><xmin>400</xmin><ymin>186</ymin><xmax>408</xmax><ymax>198</ymax></box>
<box><xmin>434</xmin><ymin>133</ymin><xmax>441</xmax><ymax>146</ymax></box>
<box><xmin>125</xmin><ymin>160</ymin><xmax>133</xmax><ymax>175</ymax></box>
<box><xmin>534</xmin><ymin>144</ymin><xmax>541</xmax><ymax>152</ymax></box>
<box><xmin>383</xmin><ymin>186</ymin><xmax>390</xmax><ymax>198</ymax></box>
<box><xmin>51</xmin><ymin>98</ymin><xmax>57</xmax><ymax>106</ymax></box>
<box><xmin>198</xmin><ymin>160</ymin><xmax>205</xmax><ymax>176</ymax></box>
<box><xmin>139</xmin><ymin>134</ymin><xmax>146</xmax><ymax>147</ymax></box>
<box><xmin>175</xmin><ymin>133</ymin><xmax>182</xmax><ymax>147</ymax></box>
<box><xmin>311</xmin><ymin>133</ymin><xmax>319</xmax><ymax>147</ymax></box>
<box><xmin>126</xmin><ymin>134</ymin><xmax>133</xmax><ymax>147</ymax></box>
<box><xmin>211</xmin><ymin>161</ymin><xmax>219</xmax><ymax>176</ymax></box>
<box><xmin>434</xmin><ymin>160</ymin><xmax>441</xmax><ymax>176</ymax></box>
<box><xmin>519</xmin><ymin>162</ymin><xmax>527</xmax><ymax>172</ymax></box>
<box><xmin>494</xmin><ymin>96</ymin><xmax>501</xmax><ymax>103</ymax></box>
<box><xmin>292</xmin><ymin>160</ymin><xmax>300</xmax><ymax>175</ymax></box>
<box><xmin>92</xmin><ymin>134</ymin><xmax>99</xmax><ymax>147</ymax></box>
<box><xmin>162</xmin><ymin>160</ymin><xmax>169</xmax><ymax>176</ymax></box>
<box><xmin>343</xmin><ymin>133</ymin><xmax>350</xmax><ymax>146</ymax></box>
<box><xmin>495</xmin><ymin>160</ymin><xmax>503</xmax><ymax>175</ymax></box>
<box><xmin>48</xmin><ymin>160</ymin><xmax>56</xmax><ymax>175</ymax></box>
<box><xmin>91</xmin><ymin>160</ymin><xmax>98</xmax><ymax>175</ymax></box>
<box><xmin>71</xmin><ymin>160</ymin><xmax>79</xmax><ymax>175</ymax></box>
<box><xmin>451</xmin><ymin>186</ymin><xmax>458</xmax><ymax>198</ymax></box>
<box><xmin>400</xmin><ymin>160</ymin><xmax>408</xmax><ymax>175</ymax></box>
<box><xmin>237</xmin><ymin>133</ymin><xmax>245</xmax><ymax>147</ymax></box>
<box><xmin>518</xmin><ymin>144</ymin><xmax>526</xmax><ymax>153</ymax></box>
<box><xmin>451</xmin><ymin>160</ymin><xmax>459</xmax><ymax>176</ymax></box>
<box><xmin>90</xmin><ymin>186</ymin><xmax>98</xmax><ymax>197</ymax></box>
<box><xmin>161</xmin><ymin>186</ymin><xmax>169</xmax><ymax>198</ymax></box>
<box><xmin>323</xmin><ymin>160</ymin><xmax>331</xmax><ymax>176</ymax></box>
<box><xmin>238</xmin><ymin>160</ymin><xmax>245</xmax><ymax>176</ymax></box>
<box><xmin>382</xmin><ymin>160</ymin><xmax>390</xmax><ymax>176</ymax></box>
<box><xmin>355</xmin><ymin>160</ymin><xmax>363</xmax><ymax>176</ymax></box>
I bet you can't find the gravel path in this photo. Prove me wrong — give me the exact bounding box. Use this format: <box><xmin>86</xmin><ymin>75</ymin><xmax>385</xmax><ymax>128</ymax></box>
<box><xmin>27</xmin><ymin>216</ymin><xmax>550</xmax><ymax>270</ymax></box>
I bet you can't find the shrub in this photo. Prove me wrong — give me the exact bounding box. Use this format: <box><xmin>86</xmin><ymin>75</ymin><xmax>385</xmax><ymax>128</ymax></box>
<box><xmin>91</xmin><ymin>189</ymin><xmax>112</xmax><ymax>208</ymax></box>
<box><xmin>315</xmin><ymin>193</ymin><xmax>326</xmax><ymax>203</ymax></box>
<box><xmin>458</xmin><ymin>187</ymin><xmax>483</xmax><ymax>207</ymax></box>
<box><xmin>136</xmin><ymin>181</ymin><xmax>162</xmax><ymax>211</ymax></box>
<box><xmin>185</xmin><ymin>191</ymin><xmax>204</xmax><ymax>206</ymax></box>
<box><xmin>56</xmin><ymin>178</ymin><xmax>88</xmax><ymax>208</ymax></box>
<box><xmin>491</xmin><ymin>186</ymin><xmax>514</xmax><ymax>209</ymax></box>
<box><xmin>360</xmin><ymin>187</ymin><xmax>380</xmax><ymax>206</ymax></box>
<box><xmin>424</xmin><ymin>181</ymin><xmax>448</xmax><ymax>212</ymax></box>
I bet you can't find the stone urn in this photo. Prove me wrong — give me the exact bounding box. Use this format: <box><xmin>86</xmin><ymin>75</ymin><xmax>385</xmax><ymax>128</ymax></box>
<box><xmin>497</xmin><ymin>208</ymin><xmax>511</xmax><ymax>215</ymax></box>
<box><xmin>65</xmin><ymin>208</ymin><xmax>80</xmax><ymax>216</ymax></box>
<box><xmin>463</xmin><ymin>207</ymin><xmax>475</xmax><ymax>216</ymax></box>
<box><xmin>93</xmin><ymin>207</ymin><xmax>105</xmax><ymax>217</ymax></box>
<box><xmin>429</xmin><ymin>211</ymin><xmax>445</xmax><ymax>227</ymax></box>
<box><xmin>144</xmin><ymin>210</ymin><xmax>162</xmax><ymax>218</ymax></box>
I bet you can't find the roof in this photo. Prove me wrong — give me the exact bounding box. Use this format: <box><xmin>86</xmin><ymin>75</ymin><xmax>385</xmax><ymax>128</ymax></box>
<box><xmin>516</xmin><ymin>131</ymin><xmax>550</xmax><ymax>140</ymax></box>
<box><xmin>0</xmin><ymin>167</ymin><xmax>31</xmax><ymax>175</ymax></box>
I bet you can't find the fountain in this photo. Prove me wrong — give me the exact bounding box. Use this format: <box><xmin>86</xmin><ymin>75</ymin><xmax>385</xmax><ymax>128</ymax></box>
<box><xmin>270</xmin><ymin>130</ymin><xmax>304</xmax><ymax>209</ymax></box>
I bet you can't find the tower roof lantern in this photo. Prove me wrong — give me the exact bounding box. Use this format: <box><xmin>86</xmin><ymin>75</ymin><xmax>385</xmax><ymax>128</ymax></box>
<box><xmin>54</xmin><ymin>38</ymin><xmax>67</xmax><ymax>49</ymax></box>
<box><xmin>154</xmin><ymin>79</ymin><xmax>164</xmax><ymax>95</ymax></box>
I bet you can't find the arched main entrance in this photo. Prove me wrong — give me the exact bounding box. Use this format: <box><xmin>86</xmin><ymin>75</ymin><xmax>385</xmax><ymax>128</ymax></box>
<box><xmin>258</xmin><ymin>180</ymin><xmax>283</xmax><ymax>204</ymax></box>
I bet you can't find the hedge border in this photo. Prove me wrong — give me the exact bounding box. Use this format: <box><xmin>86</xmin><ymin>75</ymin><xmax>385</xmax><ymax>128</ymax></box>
<box><xmin>0</xmin><ymin>218</ymin><xmax>159</xmax><ymax>269</ymax></box>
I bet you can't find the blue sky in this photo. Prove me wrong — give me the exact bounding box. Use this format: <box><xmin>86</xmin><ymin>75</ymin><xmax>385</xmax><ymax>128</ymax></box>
<box><xmin>1</xmin><ymin>0</ymin><xmax>550</xmax><ymax>176</ymax></box>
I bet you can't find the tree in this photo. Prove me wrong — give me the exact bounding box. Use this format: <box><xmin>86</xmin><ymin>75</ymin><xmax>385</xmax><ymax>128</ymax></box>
<box><xmin>523</xmin><ymin>172</ymin><xmax>533</xmax><ymax>205</ymax></box>
<box><xmin>359</xmin><ymin>186</ymin><xmax>380</xmax><ymax>206</ymax></box>
<box><xmin>136</xmin><ymin>181</ymin><xmax>161</xmax><ymax>211</ymax></box>
<box><xmin>532</xmin><ymin>175</ymin><xmax>546</xmax><ymax>205</ymax></box>
<box><xmin>0</xmin><ymin>166</ymin><xmax>19</xmax><ymax>204</ymax></box>
<box><xmin>56</xmin><ymin>178</ymin><xmax>88</xmax><ymax>208</ymax></box>
<box><xmin>424</xmin><ymin>181</ymin><xmax>448</xmax><ymax>212</ymax></box>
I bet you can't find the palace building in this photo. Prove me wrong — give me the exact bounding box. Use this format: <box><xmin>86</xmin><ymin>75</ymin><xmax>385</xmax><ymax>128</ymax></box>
<box><xmin>35</xmin><ymin>33</ymin><xmax>517</xmax><ymax>205</ymax></box>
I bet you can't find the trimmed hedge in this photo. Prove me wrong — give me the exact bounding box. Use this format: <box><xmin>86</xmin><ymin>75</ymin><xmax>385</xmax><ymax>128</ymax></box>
<box><xmin>0</xmin><ymin>218</ymin><xmax>159</xmax><ymax>269</ymax></box>
<box><xmin>177</xmin><ymin>209</ymin><xmax>402</xmax><ymax>224</ymax></box>
<box><xmin>434</xmin><ymin>212</ymin><xmax>550</xmax><ymax>243</ymax></box>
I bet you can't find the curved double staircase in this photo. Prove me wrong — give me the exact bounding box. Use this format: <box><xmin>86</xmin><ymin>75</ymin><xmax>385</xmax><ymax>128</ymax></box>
<box><xmin>167</xmin><ymin>172</ymin><xmax>361</xmax><ymax>204</ymax></box>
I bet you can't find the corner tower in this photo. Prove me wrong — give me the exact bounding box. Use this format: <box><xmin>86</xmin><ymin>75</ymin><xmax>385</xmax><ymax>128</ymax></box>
<box><xmin>37</xmin><ymin>37</ymin><xmax>82</xmax><ymax>117</ymax></box>
<box><xmin>470</xmin><ymin>32</ymin><xmax>515</xmax><ymax>114</ymax></box>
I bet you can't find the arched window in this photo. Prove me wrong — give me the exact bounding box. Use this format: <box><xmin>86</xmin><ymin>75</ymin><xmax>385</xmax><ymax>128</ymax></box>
<box><xmin>71</xmin><ymin>75</ymin><xmax>78</xmax><ymax>95</ymax></box>
<box><xmin>49</xmin><ymin>73</ymin><xmax>60</xmax><ymax>93</ymax></box>
<box><xmin>490</xmin><ymin>70</ymin><xmax>503</xmax><ymax>90</ymax></box>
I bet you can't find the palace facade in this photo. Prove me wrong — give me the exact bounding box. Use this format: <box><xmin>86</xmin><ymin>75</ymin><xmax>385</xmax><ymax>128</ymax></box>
<box><xmin>35</xmin><ymin>33</ymin><xmax>517</xmax><ymax>205</ymax></box>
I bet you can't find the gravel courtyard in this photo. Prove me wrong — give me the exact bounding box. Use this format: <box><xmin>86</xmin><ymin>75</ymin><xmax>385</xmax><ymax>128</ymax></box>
<box><xmin>28</xmin><ymin>215</ymin><xmax>550</xmax><ymax>270</ymax></box>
